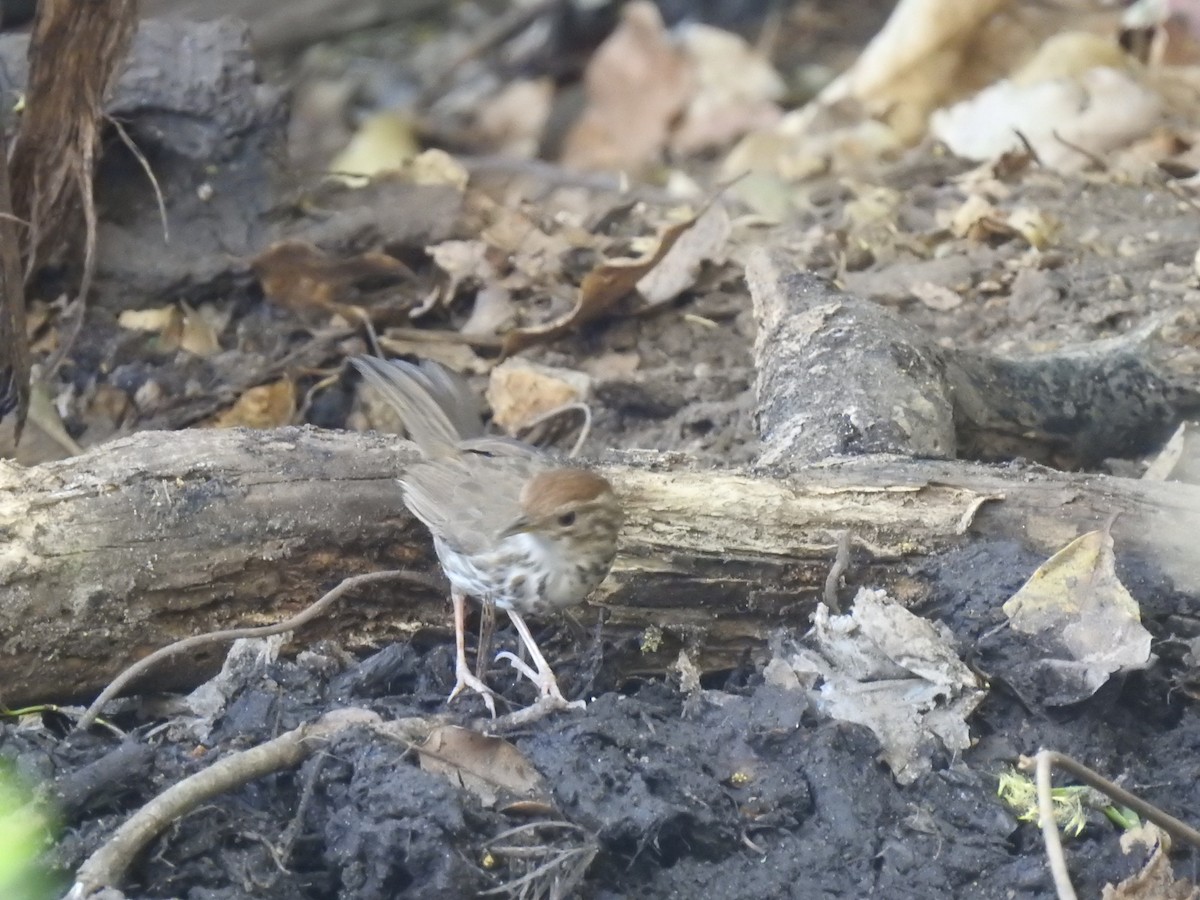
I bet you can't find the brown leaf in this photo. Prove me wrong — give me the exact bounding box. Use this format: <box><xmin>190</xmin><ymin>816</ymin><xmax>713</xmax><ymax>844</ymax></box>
<box><xmin>418</xmin><ymin>725</ymin><xmax>547</xmax><ymax>808</ymax></box>
<box><xmin>251</xmin><ymin>240</ymin><xmax>412</xmax><ymax>316</ymax></box>
<box><xmin>209</xmin><ymin>380</ymin><xmax>297</xmax><ymax>429</ymax></box>
<box><xmin>635</xmin><ymin>203</ymin><xmax>731</xmax><ymax>306</ymax></box>
<box><xmin>560</xmin><ymin>1</ymin><xmax>693</xmax><ymax>171</ymax></box>
<box><xmin>486</xmin><ymin>358</ymin><xmax>591</xmax><ymax>435</ymax></box>
<box><xmin>118</xmin><ymin>302</ymin><xmax>222</xmax><ymax>357</ymax></box>
<box><xmin>500</xmin><ymin>212</ymin><xmax>699</xmax><ymax>356</ymax></box>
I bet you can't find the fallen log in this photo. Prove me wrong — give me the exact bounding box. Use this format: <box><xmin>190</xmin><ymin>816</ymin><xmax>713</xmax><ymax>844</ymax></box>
<box><xmin>1</xmin><ymin>426</ymin><xmax>1196</xmax><ymax>707</ymax></box>
<box><xmin>748</xmin><ymin>248</ymin><xmax>1197</xmax><ymax>468</ymax></box>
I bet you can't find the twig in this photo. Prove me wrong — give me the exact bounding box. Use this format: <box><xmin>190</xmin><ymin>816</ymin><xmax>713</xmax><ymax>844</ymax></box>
<box><xmin>1019</xmin><ymin>750</ymin><xmax>1200</xmax><ymax>850</ymax></box>
<box><xmin>43</xmin><ymin>161</ymin><xmax>99</xmax><ymax>381</ymax></box>
<box><xmin>478</xmin><ymin>821</ymin><xmax>598</xmax><ymax>899</ymax></box>
<box><xmin>1051</xmin><ymin>129</ymin><xmax>1107</xmax><ymax>172</ymax></box>
<box><xmin>66</xmin><ymin>693</ymin><xmax>574</xmax><ymax>899</ymax></box>
<box><xmin>277</xmin><ymin>752</ymin><xmax>328</xmax><ymax>868</ymax></box>
<box><xmin>822</xmin><ymin>529</ymin><xmax>851</xmax><ymax>613</ymax></box>
<box><xmin>1018</xmin><ymin>749</ymin><xmax>1200</xmax><ymax>900</ymax></box>
<box><xmin>68</xmin><ymin>707</ymin><xmax>386</xmax><ymax>899</ymax></box>
<box><xmin>106</xmin><ymin>114</ymin><xmax>169</xmax><ymax>244</ymax></box>
<box><xmin>517</xmin><ymin>401</ymin><xmax>593</xmax><ymax>459</ymax></box>
<box><xmin>1011</xmin><ymin>129</ymin><xmax>1042</xmax><ymax>167</ymax></box>
<box><xmin>1031</xmin><ymin>751</ymin><xmax>1077</xmax><ymax>900</ymax></box>
<box><xmin>75</xmin><ymin>570</ymin><xmax>432</xmax><ymax>731</ymax></box>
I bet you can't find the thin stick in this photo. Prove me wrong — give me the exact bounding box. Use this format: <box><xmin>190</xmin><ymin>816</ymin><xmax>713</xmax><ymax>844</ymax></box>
<box><xmin>68</xmin><ymin>707</ymin><xmax>386</xmax><ymax>898</ymax></box>
<box><xmin>1018</xmin><ymin>749</ymin><xmax>1200</xmax><ymax>900</ymax></box>
<box><xmin>1026</xmin><ymin>750</ymin><xmax>1200</xmax><ymax>850</ymax></box>
<box><xmin>1032</xmin><ymin>751</ymin><xmax>1077</xmax><ymax>900</ymax></box>
<box><xmin>822</xmin><ymin>530</ymin><xmax>851</xmax><ymax>613</ymax></box>
<box><xmin>66</xmin><ymin>697</ymin><xmax>571</xmax><ymax>896</ymax></box>
<box><xmin>106</xmin><ymin>115</ymin><xmax>169</xmax><ymax>244</ymax></box>
<box><xmin>75</xmin><ymin>570</ymin><xmax>433</xmax><ymax>731</ymax></box>
<box><xmin>516</xmin><ymin>401</ymin><xmax>593</xmax><ymax>459</ymax></box>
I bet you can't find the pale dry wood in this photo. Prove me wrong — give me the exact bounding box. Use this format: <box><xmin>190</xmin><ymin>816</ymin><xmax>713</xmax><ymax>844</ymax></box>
<box><xmin>1</xmin><ymin>426</ymin><xmax>1197</xmax><ymax>707</ymax></box>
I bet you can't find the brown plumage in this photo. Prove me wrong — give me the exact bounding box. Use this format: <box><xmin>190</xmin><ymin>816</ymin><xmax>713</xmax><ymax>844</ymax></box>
<box><xmin>352</xmin><ymin>356</ymin><xmax>622</xmax><ymax>714</ymax></box>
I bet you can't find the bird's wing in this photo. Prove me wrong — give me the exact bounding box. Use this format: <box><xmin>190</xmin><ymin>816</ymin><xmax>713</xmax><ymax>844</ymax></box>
<box><xmin>351</xmin><ymin>356</ymin><xmax>483</xmax><ymax>454</ymax></box>
<box><xmin>400</xmin><ymin>455</ymin><xmax>535</xmax><ymax>556</ymax></box>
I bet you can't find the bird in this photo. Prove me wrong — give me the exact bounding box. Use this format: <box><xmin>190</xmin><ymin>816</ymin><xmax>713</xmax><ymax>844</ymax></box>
<box><xmin>351</xmin><ymin>355</ymin><xmax>622</xmax><ymax>715</ymax></box>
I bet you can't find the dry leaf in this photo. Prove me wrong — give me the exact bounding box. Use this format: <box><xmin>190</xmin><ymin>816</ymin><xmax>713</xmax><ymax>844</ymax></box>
<box><xmin>561</xmin><ymin>1</ymin><xmax>692</xmax><ymax>171</ymax></box>
<box><xmin>637</xmin><ymin>203</ymin><xmax>732</xmax><ymax>306</ymax></box>
<box><xmin>500</xmin><ymin>211</ymin><xmax>702</xmax><ymax>356</ymax></box>
<box><xmin>408</xmin><ymin>148</ymin><xmax>469</xmax><ymax>191</ymax></box>
<box><xmin>477</xmin><ymin>78</ymin><xmax>555</xmax><ymax>158</ymax></box>
<box><xmin>461</xmin><ymin>283</ymin><xmax>516</xmax><ymax>339</ymax></box>
<box><xmin>728</xmin><ymin>0</ymin><xmax>1088</xmax><ymax>180</ymax></box>
<box><xmin>813</xmin><ymin>0</ymin><xmax>1028</xmax><ymax>142</ymax></box>
<box><xmin>210</xmin><ymin>380</ymin><xmax>297</xmax><ymax>429</ymax></box>
<box><xmin>118</xmin><ymin>306</ymin><xmax>177</xmax><ymax>333</ymax></box>
<box><xmin>328</xmin><ymin>111</ymin><xmax>420</xmax><ymax>184</ymax></box>
<box><xmin>1002</xmin><ymin>527</ymin><xmax>1153</xmax><ymax>704</ymax></box>
<box><xmin>671</xmin><ymin>23</ymin><xmax>784</xmax><ymax>155</ymax></box>
<box><xmin>584</xmin><ymin>350</ymin><xmax>641</xmax><ymax>380</ymax></box>
<box><xmin>117</xmin><ymin>303</ymin><xmax>221</xmax><ymax>357</ymax></box>
<box><xmin>941</xmin><ymin>195</ymin><xmax>1055</xmax><ymax>247</ymax></box>
<box><xmin>25</xmin><ymin>381</ymin><xmax>82</xmax><ymax>457</ymax></box>
<box><xmin>910</xmin><ymin>281</ymin><xmax>963</xmax><ymax>310</ymax></box>
<box><xmin>1101</xmin><ymin>825</ymin><xmax>1198</xmax><ymax>899</ymax></box>
<box><xmin>774</xmin><ymin>590</ymin><xmax>986</xmax><ymax>785</ymax></box>
<box><xmin>931</xmin><ymin>62</ymin><xmax>1163</xmax><ymax>171</ymax></box>
<box><xmin>1006</xmin><ymin>207</ymin><xmax>1060</xmax><ymax>250</ymax></box>
<box><xmin>418</xmin><ymin>725</ymin><xmax>547</xmax><ymax>808</ymax></box>
<box><xmin>251</xmin><ymin>240</ymin><xmax>411</xmax><ymax>317</ymax></box>
<box><xmin>176</xmin><ymin>302</ymin><xmax>221</xmax><ymax>357</ymax></box>
<box><xmin>1142</xmin><ymin>421</ymin><xmax>1200</xmax><ymax>483</ymax></box>
<box><xmin>375</xmin><ymin>337</ymin><xmax>490</xmax><ymax>377</ymax></box>
<box><xmin>427</xmin><ymin>240</ymin><xmax>496</xmax><ymax>301</ymax></box>
<box><xmin>486</xmin><ymin>358</ymin><xmax>591</xmax><ymax>435</ymax></box>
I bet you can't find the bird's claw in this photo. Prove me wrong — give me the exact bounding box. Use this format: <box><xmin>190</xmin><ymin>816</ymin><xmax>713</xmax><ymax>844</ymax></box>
<box><xmin>496</xmin><ymin>650</ymin><xmax>585</xmax><ymax>710</ymax></box>
<box><xmin>449</xmin><ymin>664</ymin><xmax>497</xmax><ymax>718</ymax></box>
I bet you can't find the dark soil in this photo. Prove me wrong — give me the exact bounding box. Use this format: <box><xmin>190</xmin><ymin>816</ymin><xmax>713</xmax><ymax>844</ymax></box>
<box><xmin>7</xmin><ymin>534</ymin><xmax>1200</xmax><ymax>899</ymax></box>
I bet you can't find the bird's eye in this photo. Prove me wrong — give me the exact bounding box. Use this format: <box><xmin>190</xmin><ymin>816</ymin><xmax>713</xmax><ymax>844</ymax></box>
<box><xmin>557</xmin><ymin>512</ymin><xmax>577</xmax><ymax>527</ymax></box>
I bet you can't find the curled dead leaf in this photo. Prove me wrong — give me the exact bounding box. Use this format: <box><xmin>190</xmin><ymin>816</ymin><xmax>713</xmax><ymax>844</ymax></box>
<box><xmin>499</xmin><ymin>210</ymin><xmax>702</xmax><ymax>356</ymax></box>
<box><xmin>251</xmin><ymin>240</ymin><xmax>412</xmax><ymax>317</ymax></box>
<box><xmin>417</xmin><ymin>725</ymin><xmax>547</xmax><ymax>809</ymax></box>
<box><xmin>636</xmin><ymin>203</ymin><xmax>732</xmax><ymax>306</ymax></box>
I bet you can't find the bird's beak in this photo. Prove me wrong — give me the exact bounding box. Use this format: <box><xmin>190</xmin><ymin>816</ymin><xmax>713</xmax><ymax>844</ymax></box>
<box><xmin>498</xmin><ymin>516</ymin><xmax>534</xmax><ymax>539</ymax></box>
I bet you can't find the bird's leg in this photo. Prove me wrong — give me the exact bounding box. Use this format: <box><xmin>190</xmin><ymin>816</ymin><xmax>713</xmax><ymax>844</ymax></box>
<box><xmin>496</xmin><ymin>610</ymin><xmax>585</xmax><ymax>710</ymax></box>
<box><xmin>475</xmin><ymin>597</ymin><xmax>496</xmax><ymax>682</ymax></box>
<box><xmin>447</xmin><ymin>590</ymin><xmax>496</xmax><ymax>718</ymax></box>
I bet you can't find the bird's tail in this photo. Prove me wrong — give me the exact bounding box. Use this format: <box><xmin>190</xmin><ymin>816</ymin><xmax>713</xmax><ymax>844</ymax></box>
<box><xmin>350</xmin><ymin>356</ymin><xmax>484</xmax><ymax>455</ymax></box>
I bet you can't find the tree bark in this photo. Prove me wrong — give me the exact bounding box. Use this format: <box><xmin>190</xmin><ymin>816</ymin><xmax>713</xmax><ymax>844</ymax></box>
<box><xmin>10</xmin><ymin>0</ymin><xmax>139</xmax><ymax>274</ymax></box>
<box><xmin>748</xmin><ymin>248</ymin><xmax>1196</xmax><ymax>468</ymax></box>
<box><xmin>1</xmin><ymin>426</ymin><xmax>1196</xmax><ymax>707</ymax></box>
<box><xmin>0</xmin><ymin>118</ymin><xmax>28</xmax><ymax>433</ymax></box>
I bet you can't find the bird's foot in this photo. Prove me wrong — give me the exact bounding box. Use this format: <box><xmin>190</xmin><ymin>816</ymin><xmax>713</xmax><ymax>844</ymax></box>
<box><xmin>448</xmin><ymin>663</ymin><xmax>497</xmax><ymax>718</ymax></box>
<box><xmin>496</xmin><ymin>650</ymin><xmax>585</xmax><ymax>711</ymax></box>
